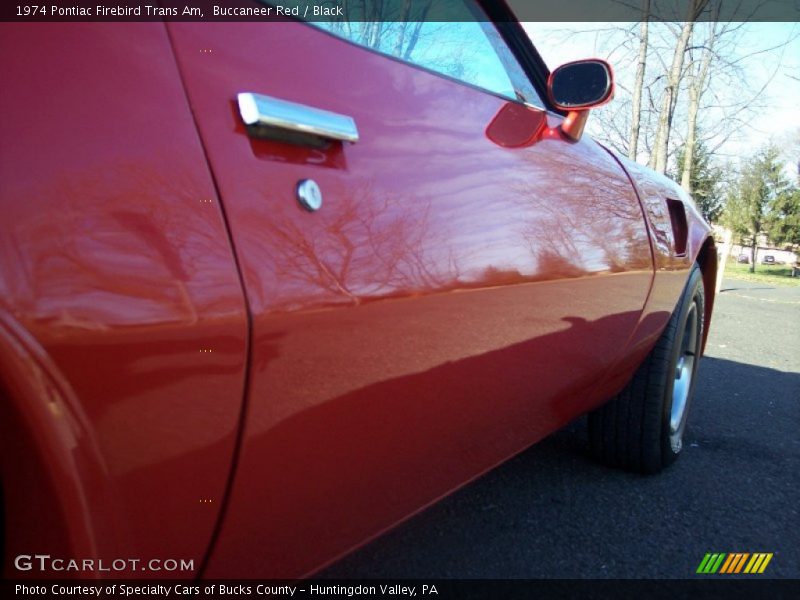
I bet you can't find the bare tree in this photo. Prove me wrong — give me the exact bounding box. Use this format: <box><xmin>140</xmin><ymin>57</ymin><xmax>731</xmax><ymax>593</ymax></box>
<box><xmin>681</xmin><ymin>21</ymin><xmax>718</xmax><ymax>192</ymax></box>
<box><xmin>648</xmin><ymin>0</ymin><xmax>708</xmax><ymax>174</ymax></box>
<box><xmin>628</xmin><ymin>0</ymin><xmax>650</xmax><ymax>160</ymax></box>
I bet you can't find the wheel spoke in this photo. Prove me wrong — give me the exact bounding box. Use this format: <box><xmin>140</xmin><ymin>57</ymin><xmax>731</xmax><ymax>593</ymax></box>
<box><xmin>670</xmin><ymin>302</ymin><xmax>699</xmax><ymax>448</ymax></box>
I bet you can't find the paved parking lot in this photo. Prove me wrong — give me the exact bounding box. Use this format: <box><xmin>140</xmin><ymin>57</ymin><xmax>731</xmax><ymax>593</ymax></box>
<box><xmin>320</xmin><ymin>278</ymin><xmax>800</xmax><ymax>579</ymax></box>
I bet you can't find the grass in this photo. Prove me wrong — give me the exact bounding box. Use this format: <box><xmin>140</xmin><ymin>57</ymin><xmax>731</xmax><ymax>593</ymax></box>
<box><xmin>724</xmin><ymin>260</ymin><xmax>800</xmax><ymax>287</ymax></box>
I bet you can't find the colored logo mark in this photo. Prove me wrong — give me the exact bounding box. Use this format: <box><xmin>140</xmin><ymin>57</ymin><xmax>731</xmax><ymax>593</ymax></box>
<box><xmin>696</xmin><ymin>553</ymin><xmax>773</xmax><ymax>574</ymax></box>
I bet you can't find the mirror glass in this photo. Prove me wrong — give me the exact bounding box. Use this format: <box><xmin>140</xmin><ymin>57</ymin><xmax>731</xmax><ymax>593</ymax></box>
<box><xmin>550</xmin><ymin>61</ymin><xmax>611</xmax><ymax>109</ymax></box>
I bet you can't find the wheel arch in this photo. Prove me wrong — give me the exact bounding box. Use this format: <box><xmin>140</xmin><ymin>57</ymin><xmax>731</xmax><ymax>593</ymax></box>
<box><xmin>693</xmin><ymin>234</ymin><xmax>718</xmax><ymax>355</ymax></box>
<box><xmin>0</xmin><ymin>313</ymin><xmax>104</xmax><ymax>576</ymax></box>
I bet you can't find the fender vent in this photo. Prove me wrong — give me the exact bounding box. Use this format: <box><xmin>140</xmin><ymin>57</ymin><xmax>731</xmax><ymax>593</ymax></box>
<box><xmin>666</xmin><ymin>198</ymin><xmax>688</xmax><ymax>256</ymax></box>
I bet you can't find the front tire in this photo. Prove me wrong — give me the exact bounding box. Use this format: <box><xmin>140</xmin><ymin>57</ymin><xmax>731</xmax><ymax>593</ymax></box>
<box><xmin>589</xmin><ymin>263</ymin><xmax>705</xmax><ymax>473</ymax></box>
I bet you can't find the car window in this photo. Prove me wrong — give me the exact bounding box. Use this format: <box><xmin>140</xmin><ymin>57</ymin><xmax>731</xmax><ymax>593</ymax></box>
<box><xmin>275</xmin><ymin>0</ymin><xmax>544</xmax><ymax>108</ymax></box>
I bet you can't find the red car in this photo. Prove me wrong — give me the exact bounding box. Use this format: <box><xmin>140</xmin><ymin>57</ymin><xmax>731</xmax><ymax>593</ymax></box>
<box><xmin>0</xmin><ymin>1</ymin><xmax>715</xmax><ymax>581</ymax></box>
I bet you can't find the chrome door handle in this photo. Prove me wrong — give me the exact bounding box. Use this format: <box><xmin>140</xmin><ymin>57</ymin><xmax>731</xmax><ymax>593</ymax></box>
<box><xmin>237</xmin><ymin>92</ymin><xmax>359</xmax><ymax>147</ymax></box>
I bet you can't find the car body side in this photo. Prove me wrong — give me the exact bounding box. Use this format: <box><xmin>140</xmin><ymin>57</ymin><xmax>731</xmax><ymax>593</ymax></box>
<box><xmin>0</xmin><ymin>13</ymin><xmax>715</xmax><ymax>580</ymax></box>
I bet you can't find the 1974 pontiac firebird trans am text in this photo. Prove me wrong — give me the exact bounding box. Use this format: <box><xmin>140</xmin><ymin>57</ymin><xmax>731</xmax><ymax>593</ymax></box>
<box><xmin>21</xmin><ymin>5</ymin><xmax>346</xmax><ymax>17</ymax></box>
<box><xmin>0</xmin><ymin>0</ymin><xmax>716</xmax><ymax>580</ymax></box>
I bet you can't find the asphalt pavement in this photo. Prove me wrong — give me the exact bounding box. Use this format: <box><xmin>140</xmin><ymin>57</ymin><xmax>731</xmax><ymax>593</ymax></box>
<box><xmin>319</xmin><ymin>278</ymin><xmax>800</xmax><ymax>579</ymax></box>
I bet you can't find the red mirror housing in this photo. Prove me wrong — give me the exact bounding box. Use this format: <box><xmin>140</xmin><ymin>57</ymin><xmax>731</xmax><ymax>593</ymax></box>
<box><xmin>547</xmin><ymin>59</ymin><xmax>614</xmax><ymax>141</ymax></box>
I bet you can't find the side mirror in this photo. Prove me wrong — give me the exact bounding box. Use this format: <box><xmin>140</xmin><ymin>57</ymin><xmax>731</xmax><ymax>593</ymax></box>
<box><xmin>547</xmin><ymin>59</ymin><xmax>614</xmax><ymax>141</ymax></box>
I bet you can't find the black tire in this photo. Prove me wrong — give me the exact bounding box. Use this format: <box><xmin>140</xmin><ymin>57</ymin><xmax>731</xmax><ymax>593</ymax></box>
<box><xmin>589</xmin><ymin>263</ymin><xmax>705</xmax><ymax>474</ymax></box>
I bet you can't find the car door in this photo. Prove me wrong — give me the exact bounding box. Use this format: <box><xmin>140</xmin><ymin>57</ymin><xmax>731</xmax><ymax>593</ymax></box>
<box><xmin>0</xmin><ymin>22</ymin><xmax>248</xmax><ymax>576</ymax></box>
<box><xmin>167</xmin><ymin>2</ymin><xmax>653</xmax><ymax>577</ymax></box>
